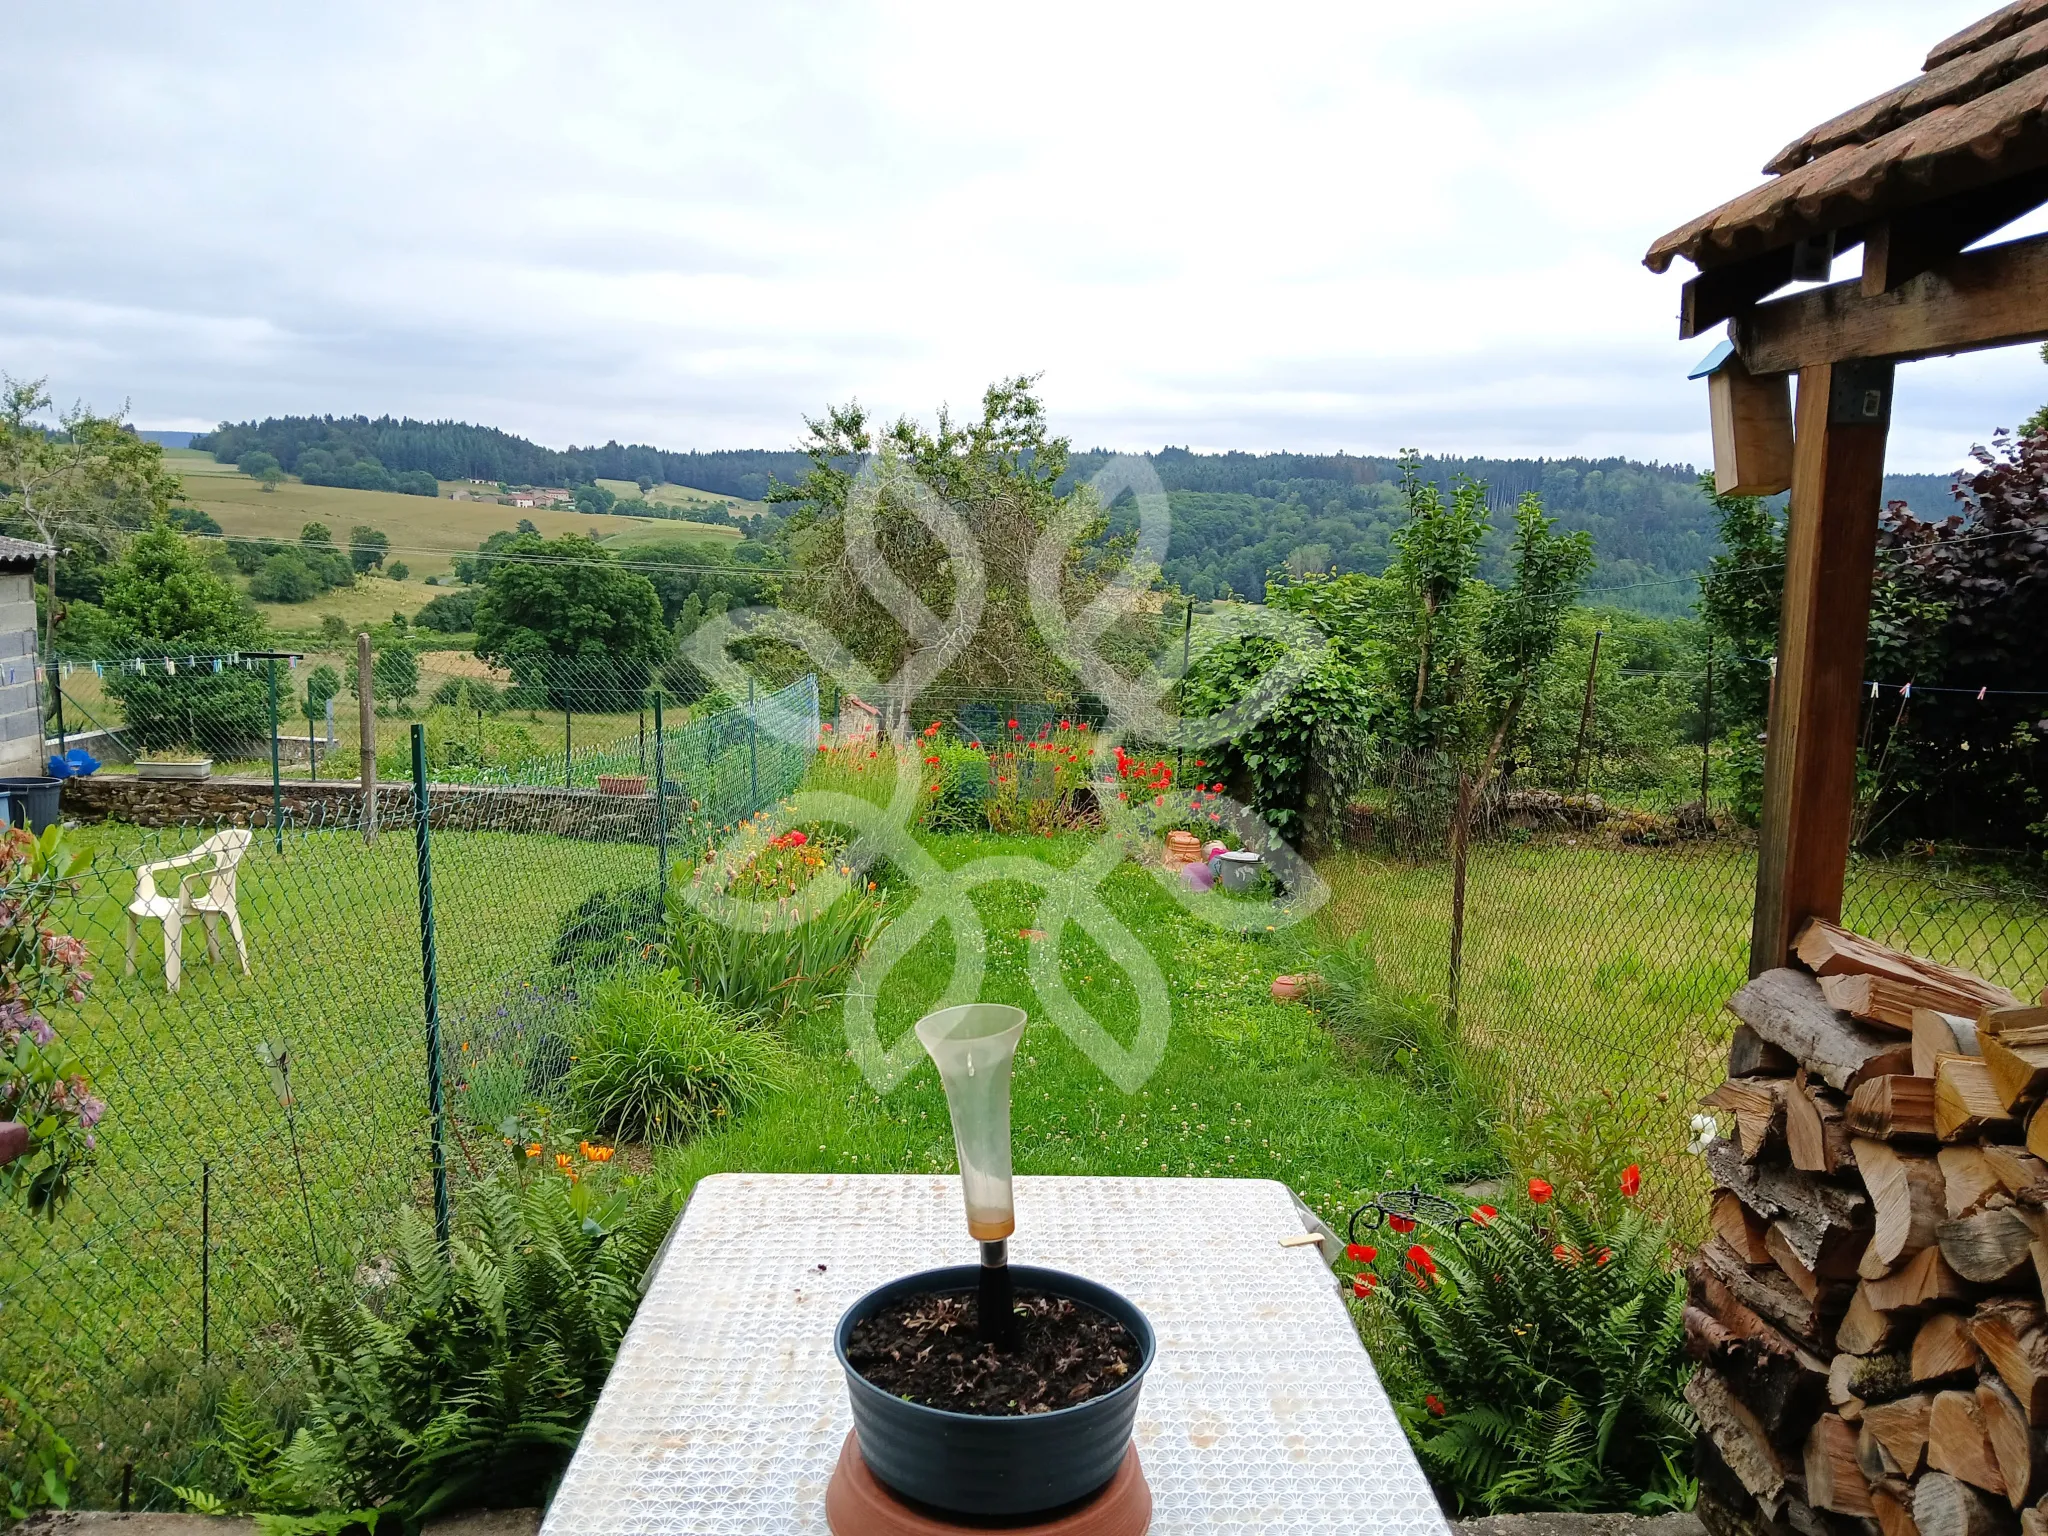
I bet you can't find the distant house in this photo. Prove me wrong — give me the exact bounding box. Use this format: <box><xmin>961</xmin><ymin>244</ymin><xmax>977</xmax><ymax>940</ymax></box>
<box><xmin>511</xmin><ymin>495</ymin><xmax>537</xmax><ymax>508</ymax></box>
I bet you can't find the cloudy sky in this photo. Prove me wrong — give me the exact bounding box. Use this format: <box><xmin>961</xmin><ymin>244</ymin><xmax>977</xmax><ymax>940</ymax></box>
<box><xmin>3</xmin><ymin>0</ymin><xmax>2043</xmax><ymax>471</ymax></box>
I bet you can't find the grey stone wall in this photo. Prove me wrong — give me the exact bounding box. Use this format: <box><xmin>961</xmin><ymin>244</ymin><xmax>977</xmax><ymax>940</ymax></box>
<box><xmin>60</xmin><ymin>773</ymin><xmax>671</xmax><ymax>845</ymax></box>
<box><xmin>0</xmin><ymin>572</ymin><xmax>42</xmax><ymax>777</ymax></box>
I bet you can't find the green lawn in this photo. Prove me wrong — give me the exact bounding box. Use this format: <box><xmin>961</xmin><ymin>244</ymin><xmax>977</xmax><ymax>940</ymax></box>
<box><xmin>6</xmin><ymin>790</ymin><xmax>2044</xmax><ymax>1505</ymax></box>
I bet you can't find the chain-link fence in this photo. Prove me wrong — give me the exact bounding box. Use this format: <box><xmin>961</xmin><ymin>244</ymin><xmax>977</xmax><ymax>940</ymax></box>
<box><xmin>1325</xmin><ymin>750</ymin><xmax>2048</xmax><ymax>1230</ymax></box>
<box><xmin>0</xmin><ymin>666</ymin><xmax>819</xmax><ymax>1506</ymax></box>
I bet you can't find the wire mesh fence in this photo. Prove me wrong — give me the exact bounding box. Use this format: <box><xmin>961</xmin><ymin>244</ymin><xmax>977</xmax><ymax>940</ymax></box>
<box><xmin>0</xmin><ymin>670</ymin><xmax>819</xmax><ymax>1505</ymax></box>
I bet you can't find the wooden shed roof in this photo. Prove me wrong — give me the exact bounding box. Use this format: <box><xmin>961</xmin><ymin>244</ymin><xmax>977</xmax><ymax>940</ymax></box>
<box><xmin>1645</xmin><ymin>0</ymin><xmax>2048</xmax><ymax>274</ymax></box>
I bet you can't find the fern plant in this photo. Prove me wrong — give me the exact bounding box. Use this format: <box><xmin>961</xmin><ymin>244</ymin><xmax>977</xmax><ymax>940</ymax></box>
<box><xmin>280</xmin><ymin>1167</ymin><xmax>674</xmax><ymax>1524</ymax></box>
<box><xmin>1362</xmin><ymin>1177</ymin><xmax>1694</xmax><ymax>1515</ymax></box>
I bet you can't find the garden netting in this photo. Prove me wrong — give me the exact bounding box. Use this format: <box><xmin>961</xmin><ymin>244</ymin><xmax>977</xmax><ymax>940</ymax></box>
<box><xmin>0</xmin><ymin>666</ymin><xmax>819</xmax><ymax>1506</ymax></box>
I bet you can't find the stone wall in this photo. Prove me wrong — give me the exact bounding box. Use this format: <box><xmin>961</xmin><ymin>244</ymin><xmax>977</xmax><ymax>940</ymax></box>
<box><xmin>60</xmin><ymin>773</ymin><xmax>669</xmax><ymax>844</ymax></box>
<box><xmin>0</xmin><ymin>571</ymin><xmax>43</xmax><ymax>777</ymax></box>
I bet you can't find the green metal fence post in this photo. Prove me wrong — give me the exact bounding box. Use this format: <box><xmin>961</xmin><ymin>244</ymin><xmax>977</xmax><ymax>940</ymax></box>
<box><xmin>653</xmin><ymin>689</ymin><xmax>668</xmax><ymax>915</ymax></box>
<box><xmin>748</xmin><ymin>676</ymin><xmax>758</xmax><ymax>812</ymax></box>
<box><xmin>267</xmin><ymin>658</ymin><xmax>282</xmax><ymax>852</ymax></box>
<box><xmin>564</xmin><ymin>700</ymin><xmax>573</xmax><ymax>788</ymax></box>
<box><xmin>51</xmin><ymin>663</ymin><xmax>66</xmax><ymax>756</ymax></box>
<box><xmin>411</xmin><ymin>723</ymin><xmax>451</xmax><ymax>1253</ymax></box>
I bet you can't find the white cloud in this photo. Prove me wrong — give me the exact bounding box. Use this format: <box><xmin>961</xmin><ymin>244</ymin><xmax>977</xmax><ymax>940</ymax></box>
<box><xmin>0</xmin><ymin>0</ymin><xmax>2034</xmax><ymax>470</ymax></box>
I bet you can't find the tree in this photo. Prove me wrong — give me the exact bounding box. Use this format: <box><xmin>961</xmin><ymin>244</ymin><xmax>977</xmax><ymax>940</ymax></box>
<box><xmin>1696</xmin><ymin>475</ymin><xmax>1784</xmax><ymax>736</ymax></box>
<box><xmin>320</xmin><ymin>613</ymin><xmax>348</xmax><ymax>647</ymax></box>
<box><xmin>98</xmin><ymin>522</ymin><xmax>270</xmax><ymax>750</ymax></box>
<box><xmin>373</xmin><ymin>645</ymin><xmax>420</xmax><ymax>709</ymax></box>
<box><xmin>772</xmin><ymin>375</ymin><xmax>1140</xmax><ymax>702</ymax></box>
<box><xmin>472</xmin><ymin>534</ymin><xmax>664</xmax><ymax>707</ymax></box>
<box><xmin>304</xmin><ymin>664</ymin><xmax>342</xmax><ymax>712</ymax></box>
<box><xmin>572</xmin><ymin>483</ymin><xmax>616</xmax><ymax>515</ymax></box>
<box><xmin>300</xmin><ymin>522</ymin><xmax>333</xmax><ymax>548</ymax></box>
<box><xmin>388</xmin><ymin>560</ymin><xmax>409</xmax><ymax>581</ymax></box>
<box><xmin>348</xmin><ymin>525</ymin><xmax>389</xmax><ymax>573</ymax></box>
<box><xmin>1471</xmin><ymin>495</ymin><xmax>1596</xmax><ymax>788</ymax></box>
<box><xmin>1383</xmin><ymin>452</ymin><xmax>1489</xmax><ymax>753</ymax></box>
<box><xmin>249</xmin><ymin>550</ymin><xmax>323</xmax><ymax>602</ymax></box>
<box><xmin>0</xmin><ymin>375</ymin><xmax>184</xmax><ymax>660</ymax></box>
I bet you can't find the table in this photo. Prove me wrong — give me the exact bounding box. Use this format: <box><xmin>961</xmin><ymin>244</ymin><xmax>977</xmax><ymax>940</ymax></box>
<box><xmin>543</xmin><ymin>1174</ymin><xmax>1452</xmax><ymax>1535</ymax></box>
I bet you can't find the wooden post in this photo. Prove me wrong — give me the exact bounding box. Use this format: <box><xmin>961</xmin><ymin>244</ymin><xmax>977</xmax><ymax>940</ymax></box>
<box><xmin>359</xmin><ymin>632</ymin><xmax>377</xmax><ymax>844</ymax></box>
<box><xmin>1749</xmin><ymin>360</ymin><xmax>1893</xmax><ymax>977</ymax></box>
<box><xmin>1570</xmin><ymin>630</ymin><xmax>1603</xmax><ymax>790</ymax></box>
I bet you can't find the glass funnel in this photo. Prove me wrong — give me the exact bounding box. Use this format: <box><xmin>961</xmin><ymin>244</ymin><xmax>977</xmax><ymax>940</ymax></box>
<box><xmin>915</xmin><ymin>1003</ymin><xmax>1027</xmax><ymax>1241</ymax></box>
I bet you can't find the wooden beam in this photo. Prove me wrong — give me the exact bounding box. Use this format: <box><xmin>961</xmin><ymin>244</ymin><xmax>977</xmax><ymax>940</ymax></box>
<box><xmin>1685</xmin><ymin>248</ymin><xmax>1800</xmax><ymax>340</ymax></box>
<box><xmin>1736</xmin><ymin>232</ymin><xmax>2048</xmax><ymax>373</ymax></box>
<box><xmin>1750</xmin><ymin>362</ymin><xmax>1893</xmax><ymax>976</ymax></box>
<box><xmin>1863</xmin><ymin>168</ymin><xmax>2048</xmax><ymax>299</ymax></box>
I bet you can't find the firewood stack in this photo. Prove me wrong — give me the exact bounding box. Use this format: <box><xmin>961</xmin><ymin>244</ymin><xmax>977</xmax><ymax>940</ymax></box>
<box><xmin>1691</xmin><ymin>918</ymin><xmax>2048</xmax><ymax>1536</ymax></box>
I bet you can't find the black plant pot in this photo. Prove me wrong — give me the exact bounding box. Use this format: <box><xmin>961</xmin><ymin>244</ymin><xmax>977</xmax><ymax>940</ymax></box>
<box><xmin>835</xmin><ymin>1264</ymin><xmax>1155</xmax><ymax>1519</ymax></box>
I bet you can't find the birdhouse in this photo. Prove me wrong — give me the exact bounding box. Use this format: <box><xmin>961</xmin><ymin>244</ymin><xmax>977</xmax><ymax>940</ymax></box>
<box><xmin>1691</xmin><ymin>340</ymin><xmax>1794</xmax><ymax>498</ymax></box>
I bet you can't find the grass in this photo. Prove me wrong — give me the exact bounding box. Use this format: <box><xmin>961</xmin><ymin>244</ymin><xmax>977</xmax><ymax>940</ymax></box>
<box><xmin>159</xmin><ymin>450</ymin><xmax>738</xmax><ymax>582</ymax></box>
<box><xmin>593</xmin><ymin>478</ymin><xmax>768</xmax><ymax>518</ymax></box>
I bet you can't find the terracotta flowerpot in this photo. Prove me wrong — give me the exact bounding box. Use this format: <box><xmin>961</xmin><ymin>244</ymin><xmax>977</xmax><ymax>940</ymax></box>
<box><xmin>1162</xmin><ymin>831</ymin><xmax>1202</xmax><ymax>866</ymax></box>
<box><xmin>1270</xmin><ymin>973</ymin><xmax>1322</xmax><ymax>1003</ymax></box>
<box><xmin>597</xmin><ymin>774</ymin><xmax>649</xmax><ymax>795</ymax></box>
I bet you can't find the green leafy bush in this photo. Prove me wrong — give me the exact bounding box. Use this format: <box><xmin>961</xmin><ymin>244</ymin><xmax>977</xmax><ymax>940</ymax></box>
<box><xmin>551</xmin><ymin>882</ymin><xmax>663</xmax><ymax>972</ymax></box>
<box><xmin>566</xmin><ymin>973</ymin><xmax>787</xmax><ymax>1142</ymax></box>
<box><xmin>282</xmin><ymin>1166</ymin><xmax>674</xmax><ymax>1523</ymax></box>
<box><xmin>664</xmin><ymin>864</ymin><xmax>885</xmax><ymax>1023</ymax></box>
<box><xmin>914</xmin><ymin>736</ymin><xmax>990</xmax><ymax>833</ymax></box>
<box><xmin>1356</xmin><ymin>1173</ymin><xmax>1693</xmax><ymax>1515</ymax></box>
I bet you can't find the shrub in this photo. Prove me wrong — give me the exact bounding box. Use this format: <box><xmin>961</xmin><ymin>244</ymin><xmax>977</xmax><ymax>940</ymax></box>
<box><xmin>551</xmin><ymin>882</ymin><xmax>663</xmax><ymax>972</ymax></box>
<box><xmin>415</xmin><ymin>589</ymin><xmax>479</xmax><ymax>634</ymax></box>
<box><xmin>565</xmin><ymin>974</ymin><xmax>786</xmax><ymax>1143</ymax></box>
<box><xmin>1354</xmin><ymin>1172</ymin><xmax>1693</xmax><ymax>1515</ymax></box>
<box><xmin>913</xmin><ymin>734</ymin><xmax>990</xmax><ymax>833</ymax></box>
<box><xmin>282</xmin><ymin>1166</ymin><xmax>673</xmax><ymax>1523</ymax></box>
<box><xmin>249</xmin><ymin>550</ymin><xmax>324</xmax><ymax>603</ymax></box>
<box><xmin>431</xmin><ymin>676</ymin><xmax>505</xmax><ymax>714</ymax></box>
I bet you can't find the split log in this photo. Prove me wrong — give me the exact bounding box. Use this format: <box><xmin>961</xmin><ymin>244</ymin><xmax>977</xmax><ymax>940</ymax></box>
<box><xmin>1984</xmin><ymin>1007</ymin><xmax>2048</xmax><ymax>1039</ymax></box>
<box><xmin>1862</xmin><ymin>1423</ymin><xmax>1903</xmax><ymax>1480</ymax></box>
<box><xmin>2023</xmin><ymin>1509</ymin><xmax>2048</xmax><ymax>1536</ymax></box>
<box><xmin>1843</xmin><ymin>1287</ymin><xmax>1907</xmax><ymax>1354</ymax></box>
<box><xmin>1942</xmin><ymin>1209</ymin><xmax>2039</xmax><ymax>1285</ymax></box>
<box><xmin>1685</xmin><ymin>1290</ymin><xmax>1830</xmax><ymax>1440</ymax></box>
<box><xmin>1853</xmin><ymin>1077</ymin><xmax>1942</xmax><ymax>1141</ymax></box>
<box><xmin>1792</xmin><ymin>1072</ymin><xmax>1858</xmax><ymax>1175</ymax></box>
<box><xmin>1974</xmin><ymin>1297</ymin><xmax>2048</xmax><ymax>1422</ymax></box>
<box><xmin>1707</xmin><ymin>1076</ymin><xmax>1793</xmax><ymax>1158</ymax></box>
<box><xmin>1834</xmin><ymin>1351</ymin><xmax>1916</xmax><ymax>1408</ymax></box>
<box><xmin>1872</xmin><ymin>1477</ymin><xmax>1922</xmax><ymax>1536</ymax></box>
<box><xmin>1690</xmin><ymin>1365</ymin><xmax>1789</xmax><ymax>1506</ymax></box>
<box><xmin>1696</xmin><ymin>1431</ymin><xmax>1789</xmax><ymax>1531</ymax></box>
<box><xmin>1710</xmin><ymin>1139</ymin><xmax>1872</xmax><ymax>1278</ymax></box>
<box><xmin>1772</xmin><ymin>1222</ymin><xmax>1828</xmax><ymax>1302</ymax></box>
<box><xmin>1715</xmin><ymin>1188</ymin><xmax>1776</xmax><ymax>1263</ymax></box>
<box><xmin>1984</xmin><ymin>1033</ymin><xmax>2048</xmax><ymax>1114</ymax></box>
<box><xmin>1932</xmin><ymin>1388</ymin><xmax>2010</xmax><ymax>1497</ymax></box>
<box><xmin>1809</xmin><ymin>1411</ymin><xmax>1878</xmax><ymax>1514</ymax></box>
<box><xmin>1865</xmin><ymin>1245</ymin><xmax>1971</xmax><ymax>1311</ymax></box>
<box><xmin>1732</xmin><ymin>969</ymin><xmax>1920</xmax><ymax>1092</ymax></box>
<box><xmin>1794</xmin><ymin>920</ymin><xmax>2020</xmax><ymax>1015</ymax></box>
<box><xmin>1826</xmin><ymin>971</ymin><xmax>1995</xmax><ymax>1031</ymax></box>
<box><xmin>1915</xmin><ymin>1312</ymin><xmax>1987</xmax><ymax>1384</ymax></box>
<box><xmin>1976</xmin><ymin>1375</ymin><xmax>2043</xmax><ymax>1509</ymax></box>
<box><xmin>1944</xmin><ymin>1148</ymin><xmax>2011</xmax><ymax>1219</ymax></box>
<box><xmin>1940</xmin><ymin>1057</ymin><xmax>2022</xmax><ymax>1142</ymax></box>
<box><xmin>1984</xmin><ymin>1147</ymin><xmax>2048</xmax><ymax>1200</ymax></box>
<box><xmin>1919</xmin><ymin>1009</ymin><xmax>1982</xmax><ymax>1079</ymax></box>
<box><xmin>1696</xmin><ymin>1238</ymin><xmax>1835</xmax><ymax>1349</ymax></box>
<box><xmin>1860</xmin><ymin>1138</ymin><xmax>1951</xmax><ymax>1267</ymax></box>
<box><xmin>1914</xmin><ymin>1470</ymin><xmax>2011</xmax><ymax>1536</ymax></box>
<box><xmin>2029</xmin><ymin>1104</ymin><xmax>2048</xmax><ymax>1165</ymax></box>
<box><xmin>1733</xmin><ymin>1020</ymin><xmax>1800</xmax><ymax>1077</ymax></box>
<box><xmin>1864</xmin><ymin>1393</ymin><xmax>1936</xmax><ymax>1478</ymax></box>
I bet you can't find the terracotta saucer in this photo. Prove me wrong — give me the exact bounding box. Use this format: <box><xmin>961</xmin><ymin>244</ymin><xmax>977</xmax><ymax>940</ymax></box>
<box><xmin>824</xmin><ymin>1431</ymin><xmax>1151</xmax><ymax>1536</ymax></box>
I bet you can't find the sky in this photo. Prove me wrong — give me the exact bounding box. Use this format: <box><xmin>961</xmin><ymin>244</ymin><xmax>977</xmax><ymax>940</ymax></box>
<box><xmin>3</xmin><ymin>0</ymin><xmax>2044</xmax><ymax>472</ymax></box>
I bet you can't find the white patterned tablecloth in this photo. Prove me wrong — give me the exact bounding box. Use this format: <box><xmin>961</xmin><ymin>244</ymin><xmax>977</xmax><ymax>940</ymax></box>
<box><xmin>542</xmin><ymin>1173</ymin><xmax>1451</xmax><ymax>1536</ymax></box>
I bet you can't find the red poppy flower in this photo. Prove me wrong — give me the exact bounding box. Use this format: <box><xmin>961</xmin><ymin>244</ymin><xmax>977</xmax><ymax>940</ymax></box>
<box><xmin>1060</xmin><ymin>719</ymin><xmax>1071</xmax><ymax>729</ymax></box>
<box><xmin>1007</xmin><ymin>719</ymin><xmax>1018</xmax><ymax>729</ymax></box>
<box><xmin>1619</xmin><ymin>1164</ymin><xmax>1641</xmax><ymax>1198</ymax></box>
<box><xmin>924</xmin><ymin>755</ymin><xmax>940</xmax><ymax>766</ymax></box>
<box><xmin>1404</xmin><ymin>1244</ymin><xmax>1437</xmax><ymax>1283</ymax></box>
<box><xmin>1553</xmin><ymin>1244</ymin><xmax>1578</xmax><ymax>1265</ymax></box>
<box><xmin>1594</xmin><ymin>1247</ymin><xmax>1613</xmax><ymax>1266</ymax></box>
<box><xmin>1425</xmin><ymin>1393</ymin><xmax>1446</xmax><ymax>1417</ymax></box>
<box><xmin>1471</xmin><ymin>1204</ymin><xmax>1499</xmax><ymax>1226</ymax></box>
<box><xmin>1387</xmin><ymin>1213</ymin><xmax>1416</xmax><ymax>1234</ymax></box>
<box><xmin>1345</xmin><ymin>1243</ymin><xmax>1376</xmax><ymax>1263</ymax></box>
<box><xmin>1528</xmin><ymin>1178</ymin><xmax>1554</xmax><ymax>1204</ymax></box>
<box><xmin>1353</xmin><ymin>1272</ymin><xmax>1378</xmax><ymax>1298</ymax></box>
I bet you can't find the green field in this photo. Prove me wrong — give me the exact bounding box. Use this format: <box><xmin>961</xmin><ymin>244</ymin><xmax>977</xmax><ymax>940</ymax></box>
<box><xmin>594</xmin><ymin>477</ymin><xmax>768</xmax><ymax>519</ymax></box>
<box><xmin>160</xmin><ymin>450</ymin><xmax>742</xmax><ymax>589</ymax></box>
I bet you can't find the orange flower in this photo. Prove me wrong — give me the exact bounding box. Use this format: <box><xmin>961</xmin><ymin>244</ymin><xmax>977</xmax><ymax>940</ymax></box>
<box><xmin>1470</xmin><ymin>1204</ymin><xmax>1499</xmax><ymax>1226</ymax></box>
<box><xmin>526</xmin><ymin>1143</ymin><xmax>543</xmax><ymax>1159</ymax></box>
<box><xmin>1553</xmin><ymin>1243</ymin><xmax>1579</xmax><ymax>1265</ymax></box>
<box><xmin>1527</xmin><ymin>1177</ymin><xmax>1554</xmax><ymax>1204</ymax></box>
<box><xmin>1619</xmin><ymin>1164</ymin><xmax>1641</xmax><ymax>1198</ymax></box>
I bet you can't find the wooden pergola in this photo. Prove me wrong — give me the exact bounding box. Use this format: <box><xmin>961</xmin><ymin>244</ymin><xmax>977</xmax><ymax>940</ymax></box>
<box><xmin>1646</xmin><ymin>0</ymin><xmax>2048</xmax><ymax>978</ymax></box>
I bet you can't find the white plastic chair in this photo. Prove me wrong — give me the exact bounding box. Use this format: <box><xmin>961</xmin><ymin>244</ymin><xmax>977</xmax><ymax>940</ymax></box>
<box><xmin>126</xmin><ymin>829</ymin><xmax>253</xmax><ymax>991</ymax></box>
